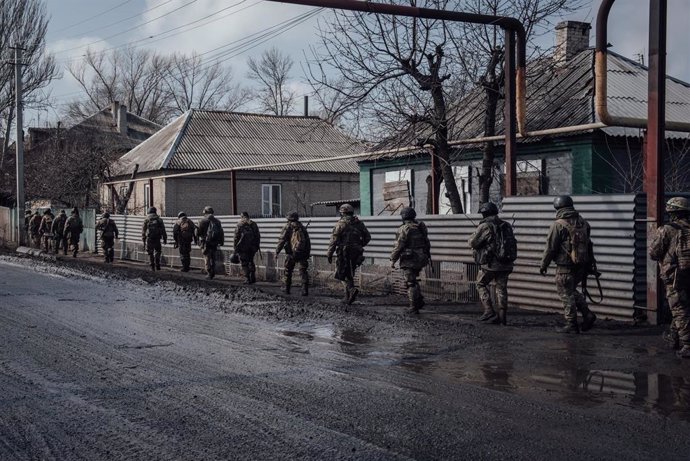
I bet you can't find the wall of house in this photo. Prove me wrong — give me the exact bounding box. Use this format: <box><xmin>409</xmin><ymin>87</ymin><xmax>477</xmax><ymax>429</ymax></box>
<box><xmin>165</xmin><ymin>176</ymin><xmax>233</xmax><ymax>216</ymax></box>
<box><xmin>102</xmin><ymin>174</ymin><xmax>167</xmax><ymax>216</ymax></box>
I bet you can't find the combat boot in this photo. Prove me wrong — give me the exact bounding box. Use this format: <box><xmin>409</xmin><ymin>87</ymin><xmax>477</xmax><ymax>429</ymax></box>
<box><xmin>301</xmin><ymin>283</ymin><xmax>308</xmax><ymax>297</ymax></box>
<box><xmin>283</xmin><ymin>276</ymin><xmax>292</xmax><ymax>294</ymax></box>
<box><xmin>242</xmin><ymin>267</ymin><xmax>251</xmax><ymax>284</ymax></box>
<box><xmin>347</xmin><ymin>287</ymin><xmax>359</xmax><ymax>305</ymax></box>
<box><xmin>556</xmin><ymin>322</ymin><xmax>580</xmax><ymax>334</ymax></box>
<box><xmin>677</xmin><ymin>345</ymin><xmax>690</xmax><ymax>358</ymax></box>
<box><xmin>343</xmin><ymin>285</ymin><xmax>351</xmax><ymax>304</ymax></box>
<box><xmin>663</xmin><ymin>330</ymin><xmax>680</xmax><ymax>349</ymax></box>
<box><xmin>581</xmin><ymin>312</ymin><xmax>597</xmax><ymax>332</ymax></box>
<box><xmin>249</xmin><ymin>270</ymin><xmax>257</xmax><ymax>284</ymax></box>
<box><xmin>498</xmin><ymin>309</ymin><xmax>507</xmax><ymax>326</ymax></box>
<box><xmin>479</xmin><ymin>310</ymin><xmax>497</xmax><ymax>323</ymax></box>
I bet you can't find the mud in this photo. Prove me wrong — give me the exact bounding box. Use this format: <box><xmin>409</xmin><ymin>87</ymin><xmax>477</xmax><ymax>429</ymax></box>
<box><xmin>1</xmin><ymin>253</ymin><xmax>690</xmax><ymax>459</ymax></box>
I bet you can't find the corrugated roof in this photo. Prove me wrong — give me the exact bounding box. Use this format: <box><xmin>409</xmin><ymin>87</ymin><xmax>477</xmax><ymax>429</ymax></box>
<box><xmin>114</xmin><ymin>110</ymin><xmax>363</xmax><ymax>175</ymax></box>
<box><xmin>363</xmin><ymin>49</ymin><xmax>690</xmax><ymax>161</ymax></box>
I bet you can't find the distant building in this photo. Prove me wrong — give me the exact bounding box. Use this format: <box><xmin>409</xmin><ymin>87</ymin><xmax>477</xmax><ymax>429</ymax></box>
<box><xmin>104</xmin><ymin>110</ymin><xmax>363</xmax><ymax>217</ymax></box>
<box><xmin>358</xmin><ymin>21</ymin><xmax>690</xmax><ymax>215</ymax></box>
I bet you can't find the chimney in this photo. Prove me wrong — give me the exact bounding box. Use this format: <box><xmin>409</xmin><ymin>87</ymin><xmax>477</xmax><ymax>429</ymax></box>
<box><xmin>304</xmin><ymin>95</ymin><xmax>309</xmax><ymax>117</ymax></box>
<box><xmin>554</xmin><ymin>21</ymin><xmax>591</xmax><ymax>65</ymax></box>
<box><xmin>118</xmin><ymin>104</ymin><xmax>128</xmax><ymax>137</ymax></box>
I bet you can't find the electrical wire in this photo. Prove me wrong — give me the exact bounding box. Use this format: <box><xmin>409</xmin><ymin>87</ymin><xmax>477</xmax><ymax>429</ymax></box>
<box><xmin>52</xmin><ymin>0</ymin><xmax>137</xmax><ymax>34</ymax></box>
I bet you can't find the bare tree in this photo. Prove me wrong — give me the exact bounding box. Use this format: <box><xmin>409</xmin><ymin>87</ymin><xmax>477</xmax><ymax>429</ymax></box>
<box><xmin>0</xmin><ymin>0</ymin><xmax>58</xmax><ymax>203</ymax></box>
<box><xmin>163</xmin><ymin>53</ymin><xmax>247</xmax><ymax>113</ymax></box>
<box><xmin>247</xmin><ymin>47</ymin><xmax>296</xmax><ymax>116</ymax></box>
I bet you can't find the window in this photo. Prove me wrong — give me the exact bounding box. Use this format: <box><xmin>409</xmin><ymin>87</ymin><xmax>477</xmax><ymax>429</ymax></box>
<box><xmin>144</xmin><ymin>183</ymin><xmax>151</xmax><ymax>211</ymax></box>
<box><xmin>385</xmin><ymin>169</ymin><xmax>411</xmax><ymax>183</ymax></box>
<box><xmin>262</xmin><ymin>184</ymin><xmax>282</xmax><ymax>217</ymax></box>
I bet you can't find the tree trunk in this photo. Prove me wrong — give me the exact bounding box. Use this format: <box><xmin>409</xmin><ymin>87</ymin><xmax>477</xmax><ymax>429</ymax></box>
<box><xmin>478</xmin><ymin>49</ymin><xmax>503</xmax><ymax>205</ymax></box>
<box><xmin>430</xmin><ymin>83</ymin><xmax>463</xmax><ymax>214</ymax></box>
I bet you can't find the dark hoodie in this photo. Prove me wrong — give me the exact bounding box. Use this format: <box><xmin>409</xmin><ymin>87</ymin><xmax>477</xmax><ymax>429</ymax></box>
<box><xmin>541</xmin><ymin>207</ymin><xmax>592</xmax><ymax>269</ymax></box>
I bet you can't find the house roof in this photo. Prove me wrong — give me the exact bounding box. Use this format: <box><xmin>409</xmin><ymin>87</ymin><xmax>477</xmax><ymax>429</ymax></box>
<box><xmin>362</xmin><ymin>48</ymin><xmax>690</xmax><ymax>162</ymax></box>
<box><xmin>74</xmin><ymin>106</ymin><xmax>162</xmax><ymax>147</ymax></box>
<box><xmin>114</xmin><ymin>110</ymin><xmax>364</xmax><ymax>176</ymax></box>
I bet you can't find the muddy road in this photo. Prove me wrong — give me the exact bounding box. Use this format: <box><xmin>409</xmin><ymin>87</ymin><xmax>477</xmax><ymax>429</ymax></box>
<box><xmin>1</xmin><ymin>256</ymin><xmax>690</xmax><ymax>460</ymax></box>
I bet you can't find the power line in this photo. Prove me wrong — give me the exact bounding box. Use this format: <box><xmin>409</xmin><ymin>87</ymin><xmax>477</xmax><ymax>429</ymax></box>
<box><xmin>52</xmin><ymin>0</ymin><xmax>137</xmax><ymax>34</ymax></box>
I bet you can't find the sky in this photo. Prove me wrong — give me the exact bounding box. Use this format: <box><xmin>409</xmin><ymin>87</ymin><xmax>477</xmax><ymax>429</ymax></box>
<box><xmin>27</xmin><ymin>0</ymin><xmax>690</xmax><ymax>127</ymax></box>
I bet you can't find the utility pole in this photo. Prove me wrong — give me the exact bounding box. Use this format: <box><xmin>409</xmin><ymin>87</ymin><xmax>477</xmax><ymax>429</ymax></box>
<box><xmin>12</xmin><ymin>46</ymin><xmax>25</xmax><ymax>246</ymax></box>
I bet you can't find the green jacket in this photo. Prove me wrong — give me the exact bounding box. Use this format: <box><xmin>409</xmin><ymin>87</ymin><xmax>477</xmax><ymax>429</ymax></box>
<box><xmin>540</xmin><ymin>207</ymin><xmax>592</xmax><ymax>270</ymax></box>
<box><xmin>650</xmin><ymin>216</ymin><xmax>690</xmax><ymax>283</ymax></box>
<box><xmin>327</xmin><ymin>215</ymin><xmax>371</xmax><ymax>259</ymax></box>
<box><xmin>391</xmin><ymin>219</ymin><xmax>430</xmax><ymax>270</ymax></box>
<box><xmin>469</xmin><ymin>215</ymin><xmax>514</xmax><ymax>272</ymax></box>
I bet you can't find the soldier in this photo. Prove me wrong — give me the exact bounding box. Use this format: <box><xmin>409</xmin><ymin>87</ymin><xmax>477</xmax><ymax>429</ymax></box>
<box><xmin>38</xmin><ymin>208</ymin><xmax>55</xmax><ymax>252</ymax></box>
<box><xmin>141</xmin><ymin>207</ymin><xmax>167</xmax><ymax>271</ymax></box>
<box><xmin>173</xmin><ymin>211</ymin><xmax>198</xmax><ymax>272</ymax></box>
<box><xmin>233</xmin><ymin>211</ymin><xmax>260</xmax><ymax>284</ymax></box>
<box><xmin>29</xmin><ymin>211</ymin><xmax>42</xmax><ymax>248</ymax></box>
<box><xmin>469</xmin><ymin>202</ymin><xmax>516</xmax><ymax>325</ymax></box>
<box><xmin>24</xmin><ymin>210</ymin><xmax>32</xmax><ymax>243</ymax></box>
<box><xmin>390</xmin><ymin>207</ymin><xmax>430</xmax><ymax>314</ymax></box>
<box><xmin>64</xmin><ymin>208</ymin><xmax>83</xmax><ymax>257</ymax></box>
<box><xmin>540</xmin><ymin>195</ymin><xmax>598</xmax><ymax>334</ymax></box>
<box><xmin>649</xmin><ymin>197</ymin><xmax>690</xmax><ymax>358</ymax></box>
<box><xmin>51</xmin><ymin>210</ymin><xmax>68</xmax><ymax>255</ymax></box>
<box><xmin>96</xmin><ymin>212</ymin><xmax>119</xmax><ymax>263</ymax></box>
<box><xmin>327</xmin><ymin>203</ymin><xmax>371</xmax><ymax>305</ymax></box>
<box><xmin>198</xmin><ymin>206</ymin><xmax>224</xmax><ymax>279</ymax></box>
<box><xmin>276</xmin><ymin>211</ymin><xmax>311</xmax><ymax>296</ymax></box>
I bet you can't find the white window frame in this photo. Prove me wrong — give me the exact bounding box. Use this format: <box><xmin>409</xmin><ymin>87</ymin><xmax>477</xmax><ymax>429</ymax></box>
<box><xmin>385</xmin><ymin>169</ymin><xmax>411</xmax><ymax>183</ymax></box>
<box><xmin>262</xmin><ymin>184</ymin><xmax>282</xmax><ymax>217</ymax></box>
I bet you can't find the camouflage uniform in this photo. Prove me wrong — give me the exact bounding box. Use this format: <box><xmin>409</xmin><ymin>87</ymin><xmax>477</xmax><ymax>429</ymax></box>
<box><xmin>64</xmin><ymin>211</ymin><xmax>83</xmax><ymax>257</ymax></box>
<box><xmin>234</xmin><ymin>215</ymin><xmax>260</xmax><ymax>284</ymax></box>
<box><xmin>142</xmin><ymin>210</ymin><xmax>167</xmax><ymax>271</ymax></box>
<box><xmin>276</xmin><ymin>215</ymin><xmax>311</xmax><ymax>295</ymax></box>
<box><xmin>96</xmin><ymin>216</ymin><xmax>119</xmax><ymax>263</ymax></box>
<box><xmin>391</xmin><ymin>217</ymin><xmax>430</xmax><ymax>313</ymax></box>
<box><xmin>173</xmin><ymin>215</ymin><xmax>198</xmax><ymax>272</ymax></box>
<box><xmin>29</xmin><ymin>212</ymin><xmax>42</xmax><ymax>248</ymax></box>
<box><xmin>39</xmin><ymin>211</ymin><xmax>55</xmax><ymax>252</ymax></box>
<box><xmin>327</xmin><ymin>210</ymin><xmax>371</xmax><ymax>304</ymax></box>
<box><xmin>540</xmin><ymin>204</ymin><xmax>597</xmax><ymax>333</ymax></box>
<box><xmin>469</xmin><ymin>214</ymin><xmax>513</xmax><ymax>323</ymax></box>
<box><xmin>198</xmin><ymin>212</ymin><xmax>224</xmax><ymax>279</ymax></box>
<box><xmin>52</xmin><ymin>211</ymin><xmax>68</xmax><ymax>255</ymax></box>
<box><xmin>649</xmin><ymin>208</ymin><xmax>690</xmax><ymax>355</ymax></box>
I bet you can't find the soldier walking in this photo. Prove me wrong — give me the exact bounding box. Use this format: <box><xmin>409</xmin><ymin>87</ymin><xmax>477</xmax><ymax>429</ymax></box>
<box><xmin>51</xmin><ymin>210</ymin><xmax>68</xmax><ymax>255</ymax></box>
<box><xmin>24</xmin><ymin>210</ymin><xmax>32</xmax><ymax>244</ymax></box>
<box><xmin>142</xmin><ymin>207</ymin><xmax>167</xmax><ymax>271</ymax></box>
<box><xmin>234</xmin><ymin>212</ymin><xmax>260</xmax><ymax>284</ymax></box>
<box><xmin>540</xmin><ymin>195</ymin><xmax>598</xmax><ymax>334</ymax></box>
<box><xmin>29</xmin><ymin>211</ymin><xmax>42</xmax><ymax>248</ymax></box>
<box><xmin>173</xmin><ymin>211</ymin><xmax>198</xmax><ymax>272</ymax></box>
<box><xmin>64</xmin><ymin>208</ymin><xmax>83</xmax><ymax>257</ymax></box>
<box><xmin>650</xmin><ymin>197</ymin><xmax>690</xmax><ymax>358</ymax></box>
<box><xmin>390</xmin><ymin>207</ymin><xmax>430</xmax><ymax>314</ymax></box>
<box><xmin>38</xmin><ymin>209</ymin><xmax>55</xmax><ymax>253</ymax></box>
<box><xmin>276</xmin><ymin>211</ymin><xmax>311</xmax><ymax>296</ymax></box>
<box><xmin>96</xmin><ymin>212</ymin><xmax>119</xmax><ymax>263</ymax></box>
<box><xmin>198</xmin><ymin>206</ymin><xmax>224</xmax><ymax>279</ymax></box>
<box><xmin>327</xmin><ymin>203</ymin><xmax>371</xmax><ymax>305</ymax></box>
<box><xmin>469</xmin><ymin>202</ymin><xmax>517</xmax><ymax>325</ymax></box>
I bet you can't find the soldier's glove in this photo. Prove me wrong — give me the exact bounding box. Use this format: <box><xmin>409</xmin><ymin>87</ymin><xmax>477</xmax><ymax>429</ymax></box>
<box><xmin>539</xmin><ymin>266</ymin><xmax>548</xmax><ymax>276</ymax></box>
<box><xmin>327</xmin><ymin>254</ymin><xmax>333</xmax><ymax>264</ymax></box>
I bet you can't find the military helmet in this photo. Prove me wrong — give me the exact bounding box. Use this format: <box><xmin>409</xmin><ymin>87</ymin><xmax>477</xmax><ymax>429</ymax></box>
<box><xmin>203</xmin><ymin>206</ymin><xmax>214</xmax><ymax>215</ymax></box>
<box><xmin>148</xmin><ymin>207</ymin><xmax>157</xmax><ymax>214</ymax></box>
<box><xmin>102</xmin><ymin>212</ymin><xmax>110</xmax><ymax>219</ymax></box>
<box><xmin>44</xmin><ymin>208</ymin><xmax>52</xmax><ymax>215</ymax></box>
<box><xmin>339</xmin><ymin>203</ymin><xmax>355</xmax><ymax>215</ymax></box>
<box><xmin>25</xmin><ymin>210</ymin><xmax>32</xmax><ymax>215</ymax></box>
<box><xmin>178</xmin><ymin>211</ymin><xmax>187</xmax><ymax>218</ymax></box>
<box><xmin>478</xmin><ymin>202</ymin><xmax>498</xmax><ymax>217</ymax></box>
<box><xmin>59</xmin><ymin>209</ymin><xmax>66</xmax><ymax>215</ymax></box>
<box><xmin>240</xmin><ymin>211</ymin><xmax>249</xmax><ymax>218</ymax></box>
<box><xmin>553</xmin><ymin>195</ymin><xmax>574</xmax><ymax>210</ymax></box>
<box><xmin>400</xmin><ymin>207</ymin><xmax>416</xmax><ymax>220</ymax></box>
<box><xmin>287</xmin><ymin>211</ymin><xmax>299</xmax><ymax>221</ymax></box>
<box><xmin>666</xmin><ymin>197</ymin><xmax>690</xmax><ymax>213</ymax></box>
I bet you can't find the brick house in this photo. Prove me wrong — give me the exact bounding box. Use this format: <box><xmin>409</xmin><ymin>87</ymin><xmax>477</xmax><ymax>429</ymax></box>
<box><xmin>358</xmin><ymin>21</ymin><xmax>690</xmax><ymax>215</ymax></box>
<box><xmin>103</xmin><ymin>110</ymin><xmax>362</xmax><ymax>217</ymax></box>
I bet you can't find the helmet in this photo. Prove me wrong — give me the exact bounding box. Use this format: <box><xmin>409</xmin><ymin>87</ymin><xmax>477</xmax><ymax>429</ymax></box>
<box><xmin>44</xmin><ymin>208</ymin><xmax>52</xmax><ymax>215</ymax></box>
<box><xmin>25</xmin><ymin>210</ymin><xmax>32</xmax><ymax>215</ymax></box>
<box><xmin>339</xmin><ymin>203</ymin><xmax>355</xmax><ymax>215</ymax></box>
<box><xmin>203</xmin><ymin>206</ymin><xmax>214</xmax><ymax>215</ymax></box>
<box><xmin>666</xmin><ymin>197</ymin><xmax>690</xmax><ymax>213</ymax></box>
<box><xmin>148</xmin><ymin>207</ymin><xmax>157</xmax><ymax>214</ymax></box>
<box><xmin>102</xmin><ymin>212</ymin><xmax>110</xmax><ymax>219</ymax></box>
<box><xmin>177</xmin><ymin>211</ymin><xmax>187</xmax><ymax>218</ymax></box>
<box><xmin>240</xmin><ymin>211</ymin><xmax>249</xmax><ymax>218</ymax></box>
<box><xmin>553</xmin><ymin>195</ymin><xmax>574</xmax><ymax>210</ymax></box>
<box><xmin>287</xmin><ymin>211</ymin><xmax>299</xmax><ymax>221</ymax></box>
<box><xmin>478</xmin><ymin>202</ymin><xmax>498</xmax><ymax>217</ymax></box>
<box><xmin>230</xmin><ymin>252</ymin><xmax>240</xmax><ymax>264</ymax></box>
<box><xmin>400</xmin><ymin>207</ymin><xmax>416</xmax><ymax>220</ymax></box>
<box><xmin>59</xmin><ymin>209</ymin><xmax>66</xmax><ymax>215</ymax></box>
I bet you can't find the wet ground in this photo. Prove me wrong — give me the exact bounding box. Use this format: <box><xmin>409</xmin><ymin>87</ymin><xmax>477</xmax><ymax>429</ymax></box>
<box><xmin>1</xmin><ymin>253</ymin><xmax>690</xmax><ymax>460</ymax></box>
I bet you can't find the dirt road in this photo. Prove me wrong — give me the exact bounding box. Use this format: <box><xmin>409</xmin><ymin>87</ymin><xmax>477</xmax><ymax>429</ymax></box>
<box><xmin>1</xmin><ymin>255</ymin><xmax>689</xmax><ymax>460</ymax></box>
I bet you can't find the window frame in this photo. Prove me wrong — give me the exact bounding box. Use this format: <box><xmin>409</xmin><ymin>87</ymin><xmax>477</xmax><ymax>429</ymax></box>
<box><xmin>261</xmin><ymin>183</ymin><xmax>282</xmax><ymax>217</ymax></box>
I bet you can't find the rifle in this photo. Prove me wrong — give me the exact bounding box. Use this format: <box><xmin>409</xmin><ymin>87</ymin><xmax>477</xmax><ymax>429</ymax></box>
<box><xmin>583</xmin><ymin>263</ymin><xmax>604</xmax><ymax>304</ymax></box>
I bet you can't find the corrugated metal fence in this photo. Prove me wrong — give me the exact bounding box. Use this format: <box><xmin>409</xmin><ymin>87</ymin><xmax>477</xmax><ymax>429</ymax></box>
<box><xmin>103</xmin><ymin>194</ymin><xmax>642</xmax><ymax>320</ymax></box>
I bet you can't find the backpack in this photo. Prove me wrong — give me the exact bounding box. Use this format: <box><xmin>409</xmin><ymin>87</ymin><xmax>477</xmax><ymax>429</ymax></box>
<box><xmin>179</xmin><ymin>219</ymin><xmax>194</xmax><ymax>240</ymax></box>
<box><xmin>670</xmin><ymin>222</ymin><xmax>690</xmax><ymax>271</ymax></box>
<box><xmin>557</xmin><ymin>217</ymin><xmax>590</xmax><ymax>265</ymax></box>
<box><xmin>290</xmin><ymin>223</ymin><xmax>310</xmax><ymax>258</ymax></box>
<box><xmin>207</xmin><ymin>218</ymin><xmax>223</xmax><ymax>245</ymax></box>
<box><xmin>43</xmin><ymin>215</ymin><xmax>53</xmax><ymax>233</ymax></box>
<box><xmin>146</xmin><ymin>217</ymin><xmax>163</xmax><ymax>239</ymax></box>
<box><xmin>101</xmin><ymin>219</ymin><xmax>114</xmax><ymax>238</ymax></box>
<box><xmin>492</xmin><ymin>221</ymin><xmax>518</xmax><ymax>264</ymax></box>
